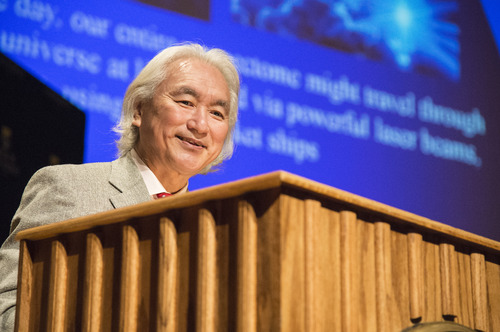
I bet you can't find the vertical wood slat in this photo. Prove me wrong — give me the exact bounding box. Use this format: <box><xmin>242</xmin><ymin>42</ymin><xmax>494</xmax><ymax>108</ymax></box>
<box><xmin>485</xmin><ymin>259</ymin><xmax>500</xmax><ymax>331</ymax></box>
<box><xmin>391</xmin><ymin>231</ymin><xmax>410</xmax><ymax>329</ymax></box>
<box><xmin>375</xmin><ymin>221</ymin><xmax>391</xmax><ymax>332</ymax></box>
<box><xmin>456</xmin><ymin>252</ymin><xmax>474</xmax><ymax>327</ymax></box>
<box><xmin>340</xmin><ymin>211</ymin><xmax>358</xmax><ymax>332</ymax></box>
<box><xmin>440</xmin><ymin>243</ymin><xmax>458</xmax><ymax>318</ymax></box>
<box><xmin>408</xmin><ymin>233</ymin><xmax>423</xmax><ymax>321</ymax></box>
<box><xmin>330</xmin><ymin>211</ymin><xmax>342</xmax><ymax>332</ymax></box>
<box><xmin>237</xmin><ymin>200</ymin><xmax>257</xmax><ymax>332</ymax></box>
<box><xmin>197</xmin><ymin>208</ymin><xmax>217</xmax><ymax>332</ymax></box>
<box><xmin>422</xmin><ymin>241</ymin><xmax>442</xmax><ymax>321</ymax></box>
<box><xmin>304</xmin><ymin>200</ymin><xmax>321</xmax><ymax>332</ymax></box>
<box><xmin>358</xmin><ymin>220</ymin><xmax>377</xmax><ymax>331</ymax></box>
<box><xmin>281</xmin><ymin>196</ymin><xmax>306</xmax><ymax>331</ymax></box>
<box><xmin>47</xmin><ymin>239</ymin><xmax>68</xmax><ymax>332</ymax></box>
<box><xmin>119</xmin><ymin>225</ymin><xmax>140</xmax><ymax>332</ymax></box>
<box><xmin>16</xmin><ymin>241</ymin><xmax>33</xmax><ymax>332</ymax></box>
<box><xmin>471</xmin><ymin>253</ymin><xmax>488</xmax><ymax>332</ymax></box>
<box><xmin>82</xmin><ymin>233</ymin><xmax>104</xmax><ymax>332</ymax></box>
<box><xmin>157</xmin><ymin>217</ymin><xmax>179</xmax><ymax>332</ymax></box>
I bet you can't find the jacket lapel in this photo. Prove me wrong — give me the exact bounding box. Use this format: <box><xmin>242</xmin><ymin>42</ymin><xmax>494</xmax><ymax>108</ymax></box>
<box><xmin>108</xmin><ymin>153</ymin><xmax>152</xmax><ymax>209</ymax></box>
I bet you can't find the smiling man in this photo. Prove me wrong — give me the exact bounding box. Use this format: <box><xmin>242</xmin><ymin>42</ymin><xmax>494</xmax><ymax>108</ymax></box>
<box><xmin>0</xmin><ymin>43</ymin><xmax>240</xmax><ymax>331</ymax></box>
<box><xmin>132</xmin><ymin>56</ymin><xmax>232</xmax><ymax>193</ymax></box>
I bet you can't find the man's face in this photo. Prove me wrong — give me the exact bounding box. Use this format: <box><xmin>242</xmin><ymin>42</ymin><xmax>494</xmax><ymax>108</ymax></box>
<box><xmin>132</xmin><ymin>58</ymin><xmax>230</xmax><ymax>179</ymax></box>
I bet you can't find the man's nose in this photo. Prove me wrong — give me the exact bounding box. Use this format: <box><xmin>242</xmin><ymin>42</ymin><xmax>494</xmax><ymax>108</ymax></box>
<box><xmin>187</xmin><ymin>107</ymin><xmax>209</xmax><ymax>134</ymax></box>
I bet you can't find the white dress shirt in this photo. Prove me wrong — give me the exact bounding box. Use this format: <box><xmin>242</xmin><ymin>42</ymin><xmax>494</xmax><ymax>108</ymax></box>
<box><xmin>130</xmin><ymin>149</ymin><xmax>188</xmax><ymax>198</ymax></box>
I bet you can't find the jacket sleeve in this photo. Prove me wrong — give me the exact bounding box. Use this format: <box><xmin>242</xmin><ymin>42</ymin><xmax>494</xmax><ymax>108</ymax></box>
<box><xmin>0</xmin><ymin>166</ymin><xmax>80</xmax><ymax>331</ymax></box>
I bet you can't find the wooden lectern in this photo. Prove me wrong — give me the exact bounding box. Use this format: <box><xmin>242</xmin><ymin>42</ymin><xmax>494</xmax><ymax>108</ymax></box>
<box><xmin>15</xmin><ymin>171</ymin><xmax>500</xmax><ymax>331</ymax></box>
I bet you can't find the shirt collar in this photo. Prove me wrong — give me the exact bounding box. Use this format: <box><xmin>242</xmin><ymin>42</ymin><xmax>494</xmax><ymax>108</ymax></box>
<box><xmin>130</xmin><ymin>149</ymin><xmax>188</xmax><ymax>197</ymax></box>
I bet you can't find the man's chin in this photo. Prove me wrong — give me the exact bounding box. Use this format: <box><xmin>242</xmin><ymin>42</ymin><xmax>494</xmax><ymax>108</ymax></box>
<box><xmin>174</xmin><ymin>160</ymin><xmax>209</xmax><ymax>176</ymax></box>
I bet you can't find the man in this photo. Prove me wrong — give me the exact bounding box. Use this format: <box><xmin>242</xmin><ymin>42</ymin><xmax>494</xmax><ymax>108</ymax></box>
<box><xmin>0</xmin><ymin>43</ymin><xmax>240</xmax><ymax>330</ymax></box>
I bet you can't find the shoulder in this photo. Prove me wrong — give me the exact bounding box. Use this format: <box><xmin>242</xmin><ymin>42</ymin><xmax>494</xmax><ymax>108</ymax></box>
<box><xmin>34</xmin><ymin>161</ymin><xmax>112</xmax><ymax>176</ymax></box>
<box><xmin>20</xmin><ymin>161</ymin><xmax>115</xmax><ymax>207</ymax></box>
<box><xmin>12</xmin><ymin>160</ymin><xmax>119</xmax><ymax>230</ymax></box>
<box><xmin>29</xmin><ymin>161</ymin><xmax>113</xmax><ymax>184</ymax></box>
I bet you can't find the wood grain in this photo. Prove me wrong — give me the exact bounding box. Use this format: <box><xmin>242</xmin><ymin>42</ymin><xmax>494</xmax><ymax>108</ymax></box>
<box><xmin>471</xmin><ymin>253</ymin><xmax>488</xmax><ymax>331</ymax></box>
<box><xmin>119</xmin><ymin>225</ymin><xmax>140</xmax><ymax>332</ymax></box>
<box><xmin>280</xmin><ymin>195</ymin><xmax>306</xmax><ymax>331</ymax></box>
<box><xmin>196</xmin><ymin>208</ymin><xmax>217</xmax><ymax>332</ymax></box>
<box><xmin>304</xmin><ymin>199</ymin><xmax>320</xmax><ymax>331</ymax></box>
<box><xmin>440</xmin><ymin>243</ymin><xmax>458</xmax><ymax>318</ymax></box>
<box><xmin>341</xmin><ymin>210</ymin><xmax>358</xmax><ymax>332</ymax></box>
<box><xmin>47</xmin><ymin>240</ymin><xmax>68</xmax><ymax>332</ymax></box>
<box><xmin>392</xmin><ymin>230</ymin><xmax>410</xmax><ymax>329</ymax></box>
<box><xmin>82</xmin><ymin>232</ymin><xmax>104</xmax><ymax>332</ymax></box>
<box><xmin>237</xmin><ymin>200</ymin><xmax>257</xmax><ymax>332</ymax></box>
<box><xmin>456</xmin><ymin>251</ymin><xmax>473</xmax><ymax>327</ymax></box>
<box><xmin>15</xmin><ymin>241</ymin><xmax>33</xmax><ymax>332</ymax></box>
<box><xmin>408</xmin><ymin>233</ymin><xmax>423</xmax><ymax>321</ymax></box>
<box><xmin>375</xmin><ymin>221</ymin><xmax>391</xmax><ymax>332</ymax></box>
<box><xmin>157</xmin><ymin>217</ymin><xmax>178</xmax><ymax>332</ymax></box>
<box><xmin>357</xmin><ymin>219</ymin><xmax>377</xmax><ymax>331</ymax></box>
<box><xmin>485</xmin><ymin>258</ymin><xmax>500</xmax><ymax>331</ymax></box>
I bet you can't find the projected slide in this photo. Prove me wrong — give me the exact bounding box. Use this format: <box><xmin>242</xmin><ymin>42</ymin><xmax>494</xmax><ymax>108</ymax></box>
<box><xmin>1</xmin><ymin>0</ymin><xmax>499</xmax><ymax>240</ymax></box>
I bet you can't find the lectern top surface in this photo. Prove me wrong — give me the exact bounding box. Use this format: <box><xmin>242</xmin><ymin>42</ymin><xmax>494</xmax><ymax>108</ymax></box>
<box><xmin>16</xmin><ymin>171</ymin><xmax>500</xmax><ymax>253</ymax></box>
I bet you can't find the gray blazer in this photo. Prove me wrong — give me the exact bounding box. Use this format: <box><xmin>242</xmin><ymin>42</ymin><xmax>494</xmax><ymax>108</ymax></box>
<box><xmin>0</xmin><ymin>154</ymin><xmax>151</xmax><ymax>331</ymax></box>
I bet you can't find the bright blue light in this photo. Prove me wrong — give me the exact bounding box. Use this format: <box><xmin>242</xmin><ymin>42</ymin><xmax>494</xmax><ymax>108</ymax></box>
<box><xmin>395</xmin><ymin>4</ymin><xmax>412</xmax><ymax>29</ymax></box>
<box><xmin>373</xmin><ymin>0</ymin><xmax>460</xmax><ymax>78</ymax></box>
<box><xmin>335</xmin><ymin>0</ymin><xmax>461</xmax><ymax>79</ymax></box>
<box><xmin>233</xmin><ymin>0</ymin><xmax>460</xmax><ymax>79</ymax></box>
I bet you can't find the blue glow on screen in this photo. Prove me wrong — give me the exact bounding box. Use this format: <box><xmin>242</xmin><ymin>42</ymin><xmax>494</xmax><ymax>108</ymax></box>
<box><xmin>1</xmin><ymin>0</ymin><xmax>499</xmax><ymax>240</ymax></box>
<box><xmin>233</xmin><ymin>0</ymin><xmax>460</xmax><ymax>79</ymax></box>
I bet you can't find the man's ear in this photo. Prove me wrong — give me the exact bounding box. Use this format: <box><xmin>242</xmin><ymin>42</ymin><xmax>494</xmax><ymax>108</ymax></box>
<box><xmin>132</xmin><ymin>103</ymin><xmax>143</xmax><ymax>127</ymax></box>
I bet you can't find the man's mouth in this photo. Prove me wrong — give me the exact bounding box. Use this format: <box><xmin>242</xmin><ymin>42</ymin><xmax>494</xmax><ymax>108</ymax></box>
<box><xmin>176</xmin><ymin>135</ymin><xmax>206</xmax><ymax>148</ymax></box>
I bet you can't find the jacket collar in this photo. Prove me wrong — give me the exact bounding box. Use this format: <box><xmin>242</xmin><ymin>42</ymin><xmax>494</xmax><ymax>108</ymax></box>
<box><xmin>108</xmin><ymin>153</ymin><xmax>152</xmax><ymax>209</ymax></box>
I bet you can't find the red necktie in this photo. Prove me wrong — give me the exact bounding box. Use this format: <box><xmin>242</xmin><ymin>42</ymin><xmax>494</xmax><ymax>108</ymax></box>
<box><xmin>156</xmin><ymin>192</ymin><xmax>172</xmax><ymax>199</ymax></box>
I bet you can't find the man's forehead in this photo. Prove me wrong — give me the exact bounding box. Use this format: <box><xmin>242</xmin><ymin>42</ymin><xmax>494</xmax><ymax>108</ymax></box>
<box><xmin>166</xmin><ymin>57</ymin><xmax>211</xmax><ymax>77</ymax></box>
<box><xmin>170</xmin><ymin>85</ymin><xmax>199</xmax><ymax>97</ymax></box>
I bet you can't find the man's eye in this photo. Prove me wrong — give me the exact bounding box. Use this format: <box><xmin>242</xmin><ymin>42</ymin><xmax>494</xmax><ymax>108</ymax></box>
<box><xmin>211</xmin><ymin>110</ymin><xmax>225</xmax><ymax>119</ymax></box>
<box><xmin>179</xmin><ymin>100</ymin><xmax>193</xmax><ymax>106</ymax></box>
